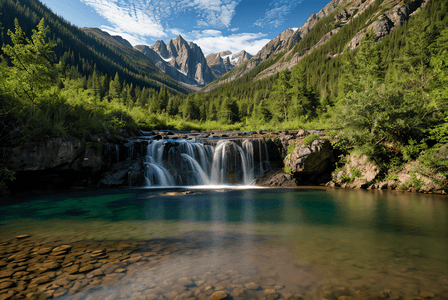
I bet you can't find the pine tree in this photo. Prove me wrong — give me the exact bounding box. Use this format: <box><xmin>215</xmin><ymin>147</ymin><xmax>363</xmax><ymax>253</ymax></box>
<box><xmin>2</xmin><ymin>18</ymin><xmax>56</xmax><ymax>105</ymax></box>
<box><xmin>109</xmin><ymin>72</ymin><xmax>121</xmax><ymax>101</ymax></box>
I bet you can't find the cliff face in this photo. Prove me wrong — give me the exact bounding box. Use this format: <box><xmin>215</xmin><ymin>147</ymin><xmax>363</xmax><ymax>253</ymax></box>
<box><xmin>136</xmin><ymin>35</ymin><xmax>216</xmax><ymax>86</ymax></box>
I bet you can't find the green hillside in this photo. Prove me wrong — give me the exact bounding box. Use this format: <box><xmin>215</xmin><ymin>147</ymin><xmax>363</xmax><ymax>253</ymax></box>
<box><xmin>0</xmin><ymin>0</ymin><xmax>191</xmax><ymax>95</ymax></box>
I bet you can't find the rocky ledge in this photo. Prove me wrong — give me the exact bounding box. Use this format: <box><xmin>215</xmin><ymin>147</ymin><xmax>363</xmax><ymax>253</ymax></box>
<box><xmin>326</xmin><ymin>154</ymin><xmax>447</xmax><ymax>194</ymax></box>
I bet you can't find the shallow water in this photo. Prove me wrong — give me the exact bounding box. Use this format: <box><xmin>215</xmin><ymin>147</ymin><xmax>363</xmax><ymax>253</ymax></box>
<box><xmin>1</xmin><ymin>188</ymin><xmax>448</xmax><ymax>299</ymax></box>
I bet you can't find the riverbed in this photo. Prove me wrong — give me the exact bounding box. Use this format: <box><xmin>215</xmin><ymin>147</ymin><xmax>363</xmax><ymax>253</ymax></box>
<box><xmin>1</xmin><ymin>187</ymin><xmax>448</xmax><ymax>300</ymax></box>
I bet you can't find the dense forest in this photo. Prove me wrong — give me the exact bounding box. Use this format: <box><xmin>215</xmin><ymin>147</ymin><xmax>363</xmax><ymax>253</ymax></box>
<box><xmin>1</xmin><ymin>0</ymin><xmax>448</xmax><ymax>187</ymax></box>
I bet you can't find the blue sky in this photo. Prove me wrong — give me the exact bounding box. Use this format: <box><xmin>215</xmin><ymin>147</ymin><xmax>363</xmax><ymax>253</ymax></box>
<box><xmin>39</xmin><ymin>0</ymin><xmax>331</xmax><ymax>56</ymax></box>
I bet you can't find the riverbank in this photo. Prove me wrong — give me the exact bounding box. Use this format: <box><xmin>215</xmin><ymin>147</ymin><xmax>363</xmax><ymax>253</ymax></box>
<box><xmin>2</xmin><ymin>129</ymin><xmax>447</xmax><ymax>196</ymax></box>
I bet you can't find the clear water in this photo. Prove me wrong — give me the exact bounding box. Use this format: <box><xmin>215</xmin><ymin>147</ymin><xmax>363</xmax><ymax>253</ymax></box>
<box><xmin>1</xmin><ymin>188</ymin><xmax>448</xmax><ymax>297</ymax></box>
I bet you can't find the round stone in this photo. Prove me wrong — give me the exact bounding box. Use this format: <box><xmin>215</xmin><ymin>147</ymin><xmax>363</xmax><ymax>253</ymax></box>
<box><xmin>244</xmin><ymin>282</ymin><xmax>260</xmax><ymax>290</ymax></box>
<box><xmin>209</xmin><ymin>290</ymin><xmax>228</xmax><ymax>300</ymax></box>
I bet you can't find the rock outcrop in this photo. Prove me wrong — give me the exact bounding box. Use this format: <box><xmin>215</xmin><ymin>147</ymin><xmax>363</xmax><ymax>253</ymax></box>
<box><xmin>327</xmin><ymin>154</ymin><xmax>380</xmax><ymax>189</ymax></box>
<box><xmin>253</xmin><ymin>170</ymin><xmax>299</xmax><ymax>187</ymax></box>
<box><xmin>6</xmin><ymin>136</ymin><xmax>102</xmax><ymax>173</ymax></box>
<box><xmin>97</xmin><ymin>159</ymin><xmax>145</xmax><ymax>187</ymax></box>
<box><xmin>348</xmin><ymin>0</ymin><xmax>427</xmax><ymax>49</ymax></box>
<box><xmin>136</xmin><ymin>36</ymin><xmax>216</xmax><ymax>86</ymax></box>
<box><xmin>284</xmin><ymin>139</ymin><xmax>334</xmax><ymax>184</ymax></box>
<box><xmin>368</xmin><ymin>161</ymin><xmax>446</xmax><ymax>194</ymax></box>
<box><xmin>2</xmin><ymin>132</ymin><xmax>151</xmax><ymax>194</ymax></box>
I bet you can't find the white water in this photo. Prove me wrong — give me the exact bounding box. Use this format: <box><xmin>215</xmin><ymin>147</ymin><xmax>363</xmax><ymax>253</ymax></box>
<box><xmin>144</xmin><ymin>139</ymin><xmax>271</xmax><ymax>187</ymax></box>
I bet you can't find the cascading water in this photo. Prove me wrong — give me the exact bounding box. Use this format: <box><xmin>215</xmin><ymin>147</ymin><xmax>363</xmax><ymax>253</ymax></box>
<box><xmin>144</xmin><ymin>138</ymin><xmax>271</xmax><ymax>187</ymax></box>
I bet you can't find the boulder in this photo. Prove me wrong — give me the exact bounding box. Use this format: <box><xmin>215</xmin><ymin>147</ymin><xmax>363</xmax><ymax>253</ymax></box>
<box><xmin>253</xmin><ymin>170</ymin><xmax>299</xmax><ymax>187</ymax></box>
<box><xmin>284</xmin><ymin>139</ymin><xmax>334</xmax><ymax>183</ymax></box>
<box><xmin>331</xmin><ymin>153</ymin><xmax>380</xmax><ymax>189</ymax></box>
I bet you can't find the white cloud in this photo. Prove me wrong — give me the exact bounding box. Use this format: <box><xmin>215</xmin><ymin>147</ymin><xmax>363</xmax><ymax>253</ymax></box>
<box><xmin>80</xmin><ymin>0</ymin><xmax>242</xmax><ymax>43</ymax></box>
<box><xmin>101</xmin><ymin>26</ymin><xmax>148</xmax><ymax>46</ymax></box>
<box><xmin>169</xmin><ymin>28</ymin><xmax>184</xmax><ymax>36</ymax></box>
<box><xmin>229</xmin><ymin>27</ymin><xmax>239</xmax><ymax>32</ymax></box>
<box><xmin>254</xmin><ymin>0</ymin><xmax>303</xmax><ymax>28</ymax></box>
<box><xmin>193</xmin><ymin>32</ymin><xmax>270</xmax><ymax>56</ymax></box>
<box><xmin>80</xmin><ymin>0</ymin><xmax>167</xmax><ymax>38</ymax></box>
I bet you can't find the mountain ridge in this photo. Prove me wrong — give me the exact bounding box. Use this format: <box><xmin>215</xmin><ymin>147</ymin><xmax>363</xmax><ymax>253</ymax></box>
<box><xmin>135</xmin><ymin>35</ymin><xmax>216</xmax><ymax>86</ymax></box>
<box><xmin>203</xmin><ymin>0</ymin><xmax>429</xmax><ymax>91</ymax></box>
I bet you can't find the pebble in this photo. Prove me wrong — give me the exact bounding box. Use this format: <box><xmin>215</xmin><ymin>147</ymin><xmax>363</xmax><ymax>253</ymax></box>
<box><xmin>16</xmin><ymin>235</ymin><xmax>31</xmax><ymax>240</ymax></box>
<box><xmin>79</xmin><ymin>264</ymin><xmax>95</xmax><ymax>273</ymax></box>
<box><xmin>264</xmin><ymin>289</ymin><xmax>277</xmax><ymax>295</ymax></box>
<box><xmin>245</xmin><ymin>282</ymin><xmax>260</xmax><ymax>290</ymax></box>
<box><xmin>0</xmin><ymin>237</ymin><xmax>444</xmax><ymax>300</ymax></box>
<box><xmin>30</xmin><ymin>275</ymin><xmax>51</xmax><ymax>285</ymax></box>
<box><xmin>0</xmin><ymin>281</ymin><xmax>13</xmax><ymax>289</ymax></box>
<box><xmin>209</xmin><ymin>290</ymin><xmax>228</xmax><ymax>300</ymax></box>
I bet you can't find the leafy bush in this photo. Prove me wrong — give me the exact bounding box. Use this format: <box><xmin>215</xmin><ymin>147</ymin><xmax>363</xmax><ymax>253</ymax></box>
<box><xmin>0</xmin><ymin>165</ymin><xmax>15</xmax><ymax>190</ymax></box>
<box><xmin>402</xmin><ymin>139</ymin><xmax>427</xmax><ymax>162</ymax></box>
<box><xmin>287</xmin><ymin>140</ymin><xmax>296</xmax><ymax>155</ymax></box>
<box><xmin>410</xmin><ymin>172</ymin><xmax>425</xmax><ymax>190</ymax></box>
<box><xmin>285</xmin><ymin>166</ymin><xmax>292</xmax><ymax>174</ymax></box>
<box><xmin>419</xmin><ymin>144</ymin><xmax>448</xmax><ymax>176</ymax></box>
<box><xmin>350</xmin><ymin>166</ymin><xmax>364</xmax><ymax>179</ymax></box>
<box><xmin>302</xmin><ymin>134</ymin><xmax>321</xmax><ymax>145</ymax></box>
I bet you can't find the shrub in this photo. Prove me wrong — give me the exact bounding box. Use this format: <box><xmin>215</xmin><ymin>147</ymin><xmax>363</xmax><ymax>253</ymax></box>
<box><xmin>287</xmin><ymin>140</ymin><xmax>296</xmax><ymax>155</ymax></box>
<box><xmin>419</xmin><ymin>144</ymin><xmax>448</xmax><ymax>176</ymax></box>
<box><xmin>303</xmin><ymin>134</ymin><xmax>320</xmax><ymax>145</ymax></box>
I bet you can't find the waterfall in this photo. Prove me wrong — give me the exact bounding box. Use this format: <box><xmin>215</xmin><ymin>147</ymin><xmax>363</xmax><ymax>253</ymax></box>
<box><xmin>143</xmin><ymin>138</ymin><xmax>270</xmax><ymax>187</ymax></box>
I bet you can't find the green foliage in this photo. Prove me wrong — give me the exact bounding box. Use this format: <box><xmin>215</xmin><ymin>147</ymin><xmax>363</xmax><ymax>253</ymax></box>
<box><xmin>287</xmin><ymin>140</ymin><xmax>295</xmax><ymax>155</ymax></box>
<box><xmin>0</xmin><ymin>165</ymin><xmax>15</xmax><ymax>190</ymax></box>
<box><xmin>350</xmin><ymin>166</ymin><xmax>363</xmax><ymax>179</ymax></box>
<box><xmin>302</xmin><ymin>134</ymin><xmax>320</xmax><ymax>146</ymax></box>
<box><xmin>410</xmin><ymin>172</ymin><xmax>425</xmax><ymax>190</ymax></box>
<box><xmin>398</xmin><ymin>180</ymin><xmax>412</xmax><ymax>191</ymax></box>
<box><xmin>418</xmin><ymin>144</ymin><xmax>448</xmax><ymax>176</ymax></box>
<box><xmin>285</xmin><ymin>166</ymin><xmax>292</xmax><ymax>175</ymax></box>
<box><xmin>384</xmin><ymin>172</ymin><xmax>398</xmax><ymax>181</ymax></box>
<box><xmin>402</xmin><ymin>139</ymin><xmax>427</xmax><ymax>162</ymax></box>
<box><xmin>2</xmin><ymin>18</ymin><xmax>56</xmax><ymax>105</ymax></box>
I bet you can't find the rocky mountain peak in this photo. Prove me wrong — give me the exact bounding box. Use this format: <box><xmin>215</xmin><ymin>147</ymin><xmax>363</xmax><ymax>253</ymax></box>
<box><xmin>137</xmin><ymin>35</ymin><xmax>215</xmax><ymax>86</ymax></box>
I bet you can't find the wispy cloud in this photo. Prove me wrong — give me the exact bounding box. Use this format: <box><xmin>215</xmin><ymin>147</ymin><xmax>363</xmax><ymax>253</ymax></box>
<box><xmin>80</xmin><ymin>0</ymin><xmax>166</xmax><ymax>39</ymax></box>
<box><xmin>80</xmin><ymin>0</ymin><xmax>242</xmax><ymax>44</ymax></box>
<box><xmin>253</xmin><ymin>0</ymin><xmax>303</xmax><ymax>28</ymax></box>
<box><xmin>192</xmin><ymin>31</ymin><xmax>270</xmax><ymax>55</ymax></box>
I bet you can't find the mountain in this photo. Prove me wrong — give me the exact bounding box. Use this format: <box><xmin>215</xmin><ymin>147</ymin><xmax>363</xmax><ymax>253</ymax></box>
<box><xmin>135</xmin><ymin>36</ymin><xmax>216</xmax><ymax>86</ymax></box>
<box><xmin>205</xmin><ymin>50</ymin><xmax>253</xmax><ymax>78</ymax></box>
<box><xmin>230</xmin><ymin>51</ymin><xmax>253</xmax><ymax>67</ymax></box>
<box><xmin>204</xmin><ymin>0</ymin><xmax>429</xmax><ymax>91</ymax></box>
<box><xmin>0</xmin><ymin>0</ymin><xmax>191</xmax><ymax>95</ymax></box>
<box><xmin>206</xmin><ymin>51</ymin><xmax>234</xmax><ymax>78</ymax></box>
